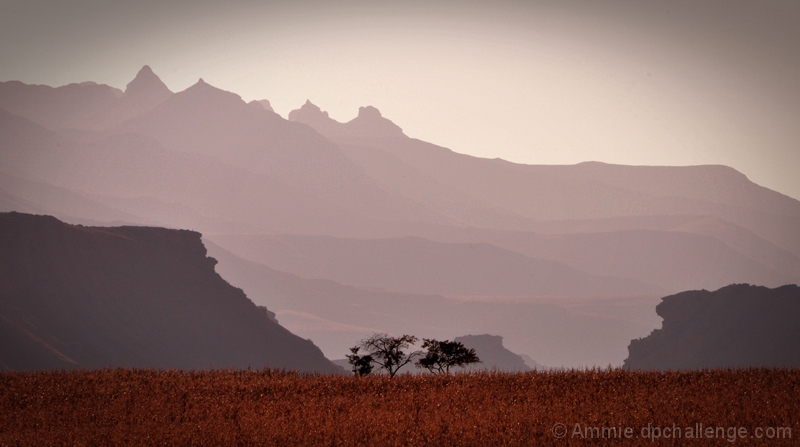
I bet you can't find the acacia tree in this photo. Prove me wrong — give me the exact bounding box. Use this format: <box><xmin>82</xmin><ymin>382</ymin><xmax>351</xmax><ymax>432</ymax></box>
<box><xmin>349</xmin><ymin>333</ymin><xmax>422</xmax><ymax>378</ymax></box>
<box><xmin>416</xmin><ymin>339</ymin><xmax>481</xmax><ymax>374</ymax></box>
<box><xmin>345</xmin><ymin>346</ymin><xmax>374</xmax><ymax>376</ymax></box>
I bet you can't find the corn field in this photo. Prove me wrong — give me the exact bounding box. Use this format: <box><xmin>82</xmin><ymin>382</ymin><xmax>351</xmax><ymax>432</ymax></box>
<box><xmin>1</xmin><ymin>368</ymin><xmax>797</xmax><ymax>446</ymax></box>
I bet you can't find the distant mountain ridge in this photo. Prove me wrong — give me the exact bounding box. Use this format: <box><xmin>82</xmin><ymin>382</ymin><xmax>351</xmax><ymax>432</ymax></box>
<box><xmin>3</xmin><ymin>66</ymin><xmax>798</xmax><ymax>243</ymax></box>
<box><xmin>289</xmin><ymin>100</ymin><xmax>404</xmax><ymax>140</ymax></box>
<box><xmin>0</xmin><ymin>65</ymin><xmax>173</xmax><ymax>131</ymax></box>
<box><xmin>117</xmin><ymin>78</ymin><xmax>454</xmax><ymax>226</ymax></box>
<box><xmin>290</xmin><ymin>102</ymin><xmax>800</xmax><ymax>254</ymax></box>
<box><xmin>0</xmin><ymin>212</ymin><xmax>340</xmax><ymax>373</ymax></box>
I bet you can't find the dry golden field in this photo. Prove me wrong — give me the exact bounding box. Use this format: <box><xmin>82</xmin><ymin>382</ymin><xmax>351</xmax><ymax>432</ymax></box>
<box><xmin>1</xmin><ymin>368</ymin><xmax>797</xmax><ymax>446</ymax></box>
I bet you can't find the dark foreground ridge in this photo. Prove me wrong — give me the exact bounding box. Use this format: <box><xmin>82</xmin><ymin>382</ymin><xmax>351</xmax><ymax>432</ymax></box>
<box><xmin>0</xmin><ymin>212</ymin><xmax>340</xmax><ymax>373</ymax></box>
<box><xmin>624</xmin><ymin>283</ymin><xmax>800</xmax><ymax>370</ymax></box>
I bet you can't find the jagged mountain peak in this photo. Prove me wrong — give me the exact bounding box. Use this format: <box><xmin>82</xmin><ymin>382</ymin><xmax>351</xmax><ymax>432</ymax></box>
<box><xmin>346</xmin><ymin>105</ymin><xmax>404</xmax><ymax>138</ymax></box>
<box><xmin>257</xmin><ymin>99</ymin><xmax>274</xmax><ymax>112</ymax></box>
<box><xmin>288</xmin><ymin>100</ymin><xmax>331</xmax><ymax>122</ymax></box>
<box><xmin>288</xmin><ymin>102</ymin><xmax>406</xmax><ymax>140</ymax></box>
<box><xmin>135</xmin><ymin>65</ymin><xmax>156</xmax><ymax>78</ymax></box>
<box><xmin>246</xmin><ymin>99</ymin><xmax>279</xmax><ymax>116</ymax></box>
<box><xmin>124</xmin><ymin>65</ymin><xmax>172</xmax><ymax>99</ymax></box>
<box><xmin>357</xmin><ymin>105</ymin><xmax>382</xmax><ymax>119</ymax></box>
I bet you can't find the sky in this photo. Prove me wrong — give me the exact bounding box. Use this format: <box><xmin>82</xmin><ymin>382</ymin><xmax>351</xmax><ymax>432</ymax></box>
<box><xmin>2</xmin><ymin>0</ymin><xmax>799</xmax><ymax>200</ymax></box>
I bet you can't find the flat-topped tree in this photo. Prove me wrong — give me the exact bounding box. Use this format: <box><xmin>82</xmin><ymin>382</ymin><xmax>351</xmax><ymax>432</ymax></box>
<box><xmin>416</xmin><ymin>339</ymin><xmax>481</xmax><ymax>374</ymax></box>
<box><xmin>350</xmin><ymin>334</ymin><xmax>422</xmax><ymax>378</ymax></box>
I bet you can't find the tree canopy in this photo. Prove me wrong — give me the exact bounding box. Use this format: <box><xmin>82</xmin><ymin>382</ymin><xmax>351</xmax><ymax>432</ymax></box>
<box><xmin>416</xmin><ymin>338</ymin><xmax>481</xmax><ymax>374</ymax></box>
<box><xmin>355</xmin><ymin>334</ymin><xmax>421</xmax><ymax>378</ymax></box>
<box><xmin>347</xmin><ymin>334</ymin><xmax>480</xmax><ymax>377</ymax></box>
<box><xmin>345</xmin><ymin>346</ymin><xmax>374</xmax><ymax>376</ymax></box>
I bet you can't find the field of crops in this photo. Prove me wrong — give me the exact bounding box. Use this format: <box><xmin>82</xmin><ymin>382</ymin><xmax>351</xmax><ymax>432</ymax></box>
<box><xmin>1</xmin><ymin>368</ymin><xmax>797</xmax><ymax>446</ymax></box>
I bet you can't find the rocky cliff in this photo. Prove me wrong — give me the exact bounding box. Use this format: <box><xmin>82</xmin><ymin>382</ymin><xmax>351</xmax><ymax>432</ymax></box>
<box><xmin>0</xmin><ymin>212</ymin><xmax>340</xmax><ymax>373</ymax></box>
<box><xmin>624</xmin><ymin>284</ymin><xmax>800</xmax><ymax>370</ymax></box>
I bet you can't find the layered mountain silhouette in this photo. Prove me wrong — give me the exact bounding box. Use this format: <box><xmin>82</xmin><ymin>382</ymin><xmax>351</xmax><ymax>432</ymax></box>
<box><xmin>204</xmin><ymin>239</ymin><xmax>662</xmax><ymax>367</ymax></box>
<box><xmin>624</xmin><ymin>284</ymin><xmax>800</xmax><ymax>370</ymax></box>
<box><xmin>1</xmin><ymin>65</ymin><xmax>799</xmax><ymax>367</ymax></box>
<box><xmin>206</xmin><ymin>234</ymin><xmax>660</xmax><ymax>296</ymax></box>
<box><xmin>0</xmin><ymin>212</ymin><xmax>340</xmax><ymax>373</ymax></box>
<box><xmin>207</xmin><ymin>232</ymin><xmax>797</xmax><ymax>295</ymax></box>
<box><xmin>119</xmin><ymin>78</ymin><xmax>448</xmax><ymax>226</ymax></box>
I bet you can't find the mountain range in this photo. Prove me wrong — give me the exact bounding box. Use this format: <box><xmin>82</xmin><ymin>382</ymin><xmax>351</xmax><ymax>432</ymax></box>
<box><xmin>2</xmin><ymin>66</ymin><xmax>799</xmax><ymax>367</ymax></box>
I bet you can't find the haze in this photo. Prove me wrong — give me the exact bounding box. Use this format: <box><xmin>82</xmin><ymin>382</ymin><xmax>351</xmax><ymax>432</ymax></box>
<box><xmin>1</xmin><ymin>0</ymin><xmax>798</xmax><ymax>200</ymax></box>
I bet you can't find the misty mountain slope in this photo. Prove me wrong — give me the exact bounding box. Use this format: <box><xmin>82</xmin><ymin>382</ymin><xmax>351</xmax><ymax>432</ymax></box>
<box><xmin>395</xmin><ymin>141</ymin><xmax>800</xmax><ymax>254</ymax></box>
<box><xmin>291</xmin><ymin>104</ymin><xmax>661</xmax><ymax>229</ymax></box>
<box><xmin>0</xmin><ymin>180</ymin><xmax>157</xmax><ymax>229</ymax></box>
<box><xmin>289</xmin><ymin>101</ymin><xmax>558</xmax><ymax>228</ymax></box>
<box><xmin>545</xmin><ymin>161</ymin><xmax>800</xmax><ymax>218</ymax></box>
<box><xmin>291</xmin><ymin>104</ymin><xmax>800</xmax><ymax>255</ymax></box>
<box><xmin>0</xmin><ymin>107</ymin><xmax>72</xmax><ymax>167</ymax></box>
<box><xmin>624</xmin><ymin>284</ymin><xmax>800</xmax><ymax>370</ymax></box>
<box><xmin>0</xmin><ymin>81</ymin><xmax>121</xmax><ymax>130</ymax></box>
<box><xmin>472</xmin><ymin>229</ymin><xmax>798</xmax><ymax>292</ymax></box>
<box><xmin>367</xmin><ymin>133</ymin><xmax>800</xmax><ymax>221</ymax></box>
<box><xmin>120</xmin><ymin>76</ymin><xmax>453</xmax><ymax>225</ymax></box>
<box><xmin>0</xmin><ymin>66</ymin><xmax>173</xmax><ymax>131</ymax></box>
<box><xmin>663</xmin><ymin>216</ymin><xmax>800</xmax><ymax>281</ymax></box>
<box><xmin>0</xmin><ymin>212</ymin><xmax>340</xmax><ymax>372</ymax></box>
<box><xmin>4</xmin><ymin>69</ymin><xmax>798</xmax><ymax>253</ymax></box>
<box><xmin>0</xmin><ymin>173</ymin><xmax>146</xmax><ymax>225</ymax></box>
<box><xmin>0</xmin><ymin>188</ymin><xmax>40</xmax><ymax>213</ymax></box>
<box><xmin>291</xmin><ymin>107</ymin><xmax>678</xmax><ymax>220</ymax></box>
<box><xmin>206</xmin><ymin>234</ymin><xmax>661</xmax><ymax>297</ymax></box>
<box><xmin>203</xmin><ymin>239</ymin><xmax>465</xmax><ymax>357</ymax></box>
<box><xmin>522</xmin><ymin>161</ymin><xmax>800</xmax><ymax>256</ymax></box>
<box><xmin>330</xmin><ymin>135</ymin><xmax>800</xmax><ymax>264</ymax></box>
<box><xmin>206</xmin><ymin>227</ymin><xmax>798</xmax><ymax>295</ymax></box>
<box><xmin>204</xmin><ymin>239</ymin><xmax>660</xmax><ymax>367</ymax></box>
<box><xmin>331</xmin><ymin>139</ymin><xmax>538</xmax><ymax>229</ymax></box>
<box><xmin>0</xmin><ymin>110</ymin><xmax>444</xmax><ymax>235</ymax></box>
<box><xmin>393</xmin><ymin>213</ymin><xmax>800</xmax><ymax>285</ymax></box>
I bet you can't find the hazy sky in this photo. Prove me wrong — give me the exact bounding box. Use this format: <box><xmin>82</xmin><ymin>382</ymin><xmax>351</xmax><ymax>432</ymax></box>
<box><xmin>2</xmin><ymin>0</ymin><xmax>799</xmax><ymax>199</ymax></box>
